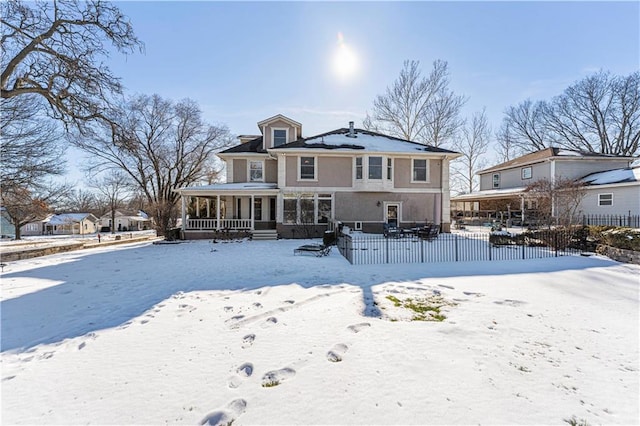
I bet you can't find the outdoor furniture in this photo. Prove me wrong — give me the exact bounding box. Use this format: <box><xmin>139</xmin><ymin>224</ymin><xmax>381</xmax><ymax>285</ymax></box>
<box><xmin>294</xmin><ymin>244</ymin><xmax>332</xmax><ymax>257</ymax></box>
<box><xmin>383</xmin><ymin>223</ymin><xmax>400</xmax><ymax>238</ymax></box>
<box><xmin>418</xmin><ymin>224</ymin><xmax>440</xmax><ymax>240</ymax></box>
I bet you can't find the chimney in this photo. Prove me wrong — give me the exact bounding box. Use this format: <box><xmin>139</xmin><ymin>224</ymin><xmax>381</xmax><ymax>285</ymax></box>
<box><xmin>348</xmin><ymin>121</ymin><xmax>355</xmax><ymax>137</ymax></box>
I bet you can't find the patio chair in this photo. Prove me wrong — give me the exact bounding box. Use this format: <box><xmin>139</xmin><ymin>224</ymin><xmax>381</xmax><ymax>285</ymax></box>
<box><xmin>383</xmin><ymin>223</ymin><xmax>400</xmax><ymax>238</ymax></box>
<box><xmin>294</xmin><ymin>244</ymin><xmax>332</xmax><ymax>257</ymax></box>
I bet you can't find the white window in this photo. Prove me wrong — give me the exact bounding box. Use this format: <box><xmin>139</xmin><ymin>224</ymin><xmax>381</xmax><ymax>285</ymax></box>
<box><xmin>273</xmin><ymin>129</ymin><xmax>288</xmax><ymax>147</ymax></box>
<box><xmin>369</xmin><ymin>156</ymin><xmax>382</xmax><ymax>179</ymax></box>
<box><xmin>521</xmin><ymin>166</ymin><xmax>532</xmax><ymax>180</ymax></box>
<box><xmin>492</xmin><ymin>173</ymin><xmax>500</xmax><ymax>188</ymax></box>
<box><xmin>412</xmin><ymin>159</ymin><xmax>428</xmax><ymax>182</ymax></box>
<box><xmin>249</xmin><ymin>161</ymin><xmax>263</xmax><ymax>182</ymax></box>
<box><xmin>387</xmin><ymin>158</ymin><xmax>393</xmax><ymax>180</ymax></box>
<box><xmin>355</xmin><ymin>157</ymin><xmax>363</xmax><ymax>180</ymax></box>
<box><xmin>598</xmin><ymin>193</ymin><xmax>613</xmax><ymax>206</ymax></box>
<box><xmin>299</xmin><ymin>156</ymin><xmax>316</xmax><ymax>180</ymax></box>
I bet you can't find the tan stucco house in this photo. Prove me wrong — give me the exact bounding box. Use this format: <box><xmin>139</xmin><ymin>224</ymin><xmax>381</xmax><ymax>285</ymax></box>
<box><xmin>175</xmin><ymin>114</ymin><xmax>461</xmax><ymax>239</ymax></box>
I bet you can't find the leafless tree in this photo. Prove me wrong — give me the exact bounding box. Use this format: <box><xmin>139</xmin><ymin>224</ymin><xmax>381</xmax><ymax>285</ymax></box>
<box><xmin>1</xmin><ymin>182</ymin><xmax>72</xmax><ymax>239</ymax></box>
<box><xmin>452</xmin><ymin>108</ymin><xmax>491</xmax><ymax>194</ymax></box>
<box><xmin>1</xmin><ymin>95</ymin><xmax>65</xmax><ymax>193</ymax></box>
<box><xmin>524</xmin><ymin>177</ymin><xmax>586</xmax><ymax>228</ymax></box>
<box><xmin>1</xmin><ymin>0</ymin><xmax>142</xmax><ymax>129</ymax></box>
<box><xmin>90</xmin><ymin>171</ymin><xmax>131</xmax><ymax>233</ymax></box>
<box><xmin>72</xmin><ymin>94</ymin><xmax>230</xmax><ymax>237</ymax></box>
<box><xmin>59</xmin><ymin>188</ymin><xmax>98</xmax><ymax>213</ymax></box>
<box><xmin>364</xmin><ymin>60</ymin><xmax>466</xmax><ymax>146</ymax></box>
<box><xmin>499</xmin><ymin>71</ymin><xmax>640</xmax><ymax>156</ymax></box>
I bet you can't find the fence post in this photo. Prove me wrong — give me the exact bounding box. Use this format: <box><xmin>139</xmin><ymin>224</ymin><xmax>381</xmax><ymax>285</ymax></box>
<box><xmin>385</xmin><ymin>236</ymin><xmax>389</xmax><ymax>264</ymax></box>
<box><xmin>488</xmin><ymin>234</ymin><xmax>492</xmax><ymax>261</ymax></box>
<box><xmin>420</xmin><ymin>238</ymin><xmax>424</xmax><ymax>263</ymax></box>
<box><xmin>522</xmin><ymin>238</ymin><xmax>525</xmax><ymax>260</ymax></box>
<box><xmin>455</xmin><ymin>234</ymin><xmax>459</xmax><ymax>262</ymax></box>
<box><xmin>554</xmin><ymin>232</ymin><xmax>558</xmax><ymax>257</ymax></box>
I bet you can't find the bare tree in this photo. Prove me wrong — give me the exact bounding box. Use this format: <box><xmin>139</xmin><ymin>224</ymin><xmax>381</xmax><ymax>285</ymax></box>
<box><xmin>364</xmin><ymin>60</ymin><xmax>465</xmax><ymax>146</ymax></box>
<box><xmin>1</xmin><ymin>0</ymin><xmax>142</xmax><ymax>129</ymax></box>
<box><xmin>1</xmin><ymin>95</ymin><xmax>65</xmax><ymax>193</ymax></box>
<box><xmin>59</xmin><ymin>188</ymin><xmax>98</xmax><ymax>213</ymax></box>
<box><xmin>1</xmin><ymin>182</ymin><xmax>72</xmax><ymax>239</ymax></box>
<box><xmin>499</xmin><ymin>70</ymin><xmax>640</xmax><ymax>156</ymax></box>
<box><xmin>90</xmin><ymin>171</ymin><xmax>131</xmax><ymax>234</ymax></box>
<box><xmin>452</xmin><ymin>108</ymin><xmax>491</xmax><ymax>194</ymax></box>
<box><xmin>72</xmin><ymin>94</ymin><xmax>230</xmax><ymax>237</ymax></box>
<box><xmin>524</xmin><ymin>177</ymin><xmax>586</xmax><ymax>228</ymax></box>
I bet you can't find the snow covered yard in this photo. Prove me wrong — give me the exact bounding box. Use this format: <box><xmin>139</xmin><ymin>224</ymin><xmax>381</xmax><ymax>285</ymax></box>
<box><xmin>1</xmin><ymin>239</ymin><xmax>638</xmax><ymax>425</ymax></box>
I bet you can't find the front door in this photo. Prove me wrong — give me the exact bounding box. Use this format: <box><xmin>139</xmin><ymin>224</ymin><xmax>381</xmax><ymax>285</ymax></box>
<box><xmin>386</xmin><ymin>203</ymin><xmax>399</xmax><ymax>227</ymax></box>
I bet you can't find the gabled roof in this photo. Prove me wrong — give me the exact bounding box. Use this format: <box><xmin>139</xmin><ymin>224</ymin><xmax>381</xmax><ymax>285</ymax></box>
<box><xmin>269</xmin><ymin>127</ymin><xmax>460</xmax><ymax>155</ymax></box>
<box><xmin>219</xmin><ymin>136</ymin><xmax>266</xmax><ymax>154</ymax></box>
<box><xmin>479</xmin><ymin>147</ymin><xmax>633</xmax><ymax>174</ymax></box>
<box><xmin>257</xmin><ymin>114</ymin><xmax>301</xmax><ymax>129</ymax></box>
<box><xmin>45</xmin><ymin>213</ymin><xmax>98</xmax><ymax>225</ymax></box>
<box><xmin>581</xmin><ymin>166</ymin><xmax>640</xmax><ymax>186</ymax></box>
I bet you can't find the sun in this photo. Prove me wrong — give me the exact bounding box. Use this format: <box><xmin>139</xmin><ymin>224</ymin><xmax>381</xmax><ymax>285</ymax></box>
<box><xmin>332</xmin><ymin>32</ymin><xmax>358</xmax><ymax>79</ymax></box>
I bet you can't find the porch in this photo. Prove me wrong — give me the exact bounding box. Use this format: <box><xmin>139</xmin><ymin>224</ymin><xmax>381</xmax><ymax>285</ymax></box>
<box><xmin>175</xmin><ymin>183</ymin><xmax>279</xmax><ymax>239</ymax></box>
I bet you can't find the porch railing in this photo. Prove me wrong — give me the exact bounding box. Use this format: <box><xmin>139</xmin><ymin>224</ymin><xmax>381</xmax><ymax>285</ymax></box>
<box><xmin>186</xmin><ymin>218</ymin><xmax>252</xmax><ymax>230</ymax></box>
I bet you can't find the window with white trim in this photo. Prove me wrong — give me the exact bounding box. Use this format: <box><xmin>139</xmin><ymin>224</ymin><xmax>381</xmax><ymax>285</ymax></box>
<box><xmin>412</xmin><ymin>159</ymin><xmax>428</xmax><ymax>182</ymax></box>
<box><xmin>598</xmin><ymin>193</ymin><xmax>613</xmax><ymax>206</ymax></box>
<box><xmin>492</xmin><ymin>173</ymin><xmax>500</xmax><ymax>188</ymax></box>
<box><xmin>249</xmin><ymin>161</ymin><xmax>263</xmax><ymax>182</ymax></box>
<box><xmin>355</xmin><ymin>157</ymin><xmax>363</xmax><ymax>180</ymax></box>
<box><xmin>317</xmin><ymin>194</ymin><xmax>332</xmax><ymax>224</ymax></box>
<box><xmin>283</xmin><ymin>198</ymin><xmax>297</xmax><ymax>224</ymax></box>
<box><xmin>273</xmin><ymin>129</ymin><xmax>287</xmax><ymax>147</ymax></box>
<box><xmin>299</xmin><ymin>156</ymin><xmax>316</xmax><ymax>180</ymax></box>
<box><xmin>369</xmin><ymin>156</ymin><xmax>382</xmax><ymax>179</ymax></box>
<box><xmin>521</xmin><ymin>166</ymin><xmax>532</xmax><ymax>180</ymax></box>
<box><xmin>387</xmin><ymin>158</ymin><xmax>393</xmax><ymax>180</ymax></box>
<box><xmin>283</xmin><ymin>194</ymin><xmax>333</xmax><ymax>225</ymax></box>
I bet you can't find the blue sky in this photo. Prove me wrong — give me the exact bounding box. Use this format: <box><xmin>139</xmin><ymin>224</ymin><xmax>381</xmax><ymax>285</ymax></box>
<box><xmin>66</xmin><ymin>1</ymin><xmax>639</xmax><ymax>182</ymax></box>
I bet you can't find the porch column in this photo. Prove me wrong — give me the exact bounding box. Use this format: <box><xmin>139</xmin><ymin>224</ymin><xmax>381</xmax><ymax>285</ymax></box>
<box><xmin>216</xmin><ymin>195</ymin><xmax>221</xmax><ymax>230</ymax></box>
<box><xmin>181</xmin><ymin>195</ymin><xmax>186</xmax><ymax>232</ymax></box>
<box><xmin>250</xmin><ymin>195</ymin><xmax>255</xmax><ymax>230</ymax></box>
<box><xmin>196</xmin><ymin>197</ymin><xmax>200</xmax><ymax>218</ymax></box>
<box><xmin>206</xmin><ymin>199</ymin><xmax>211</xmax><ymax>218</ymax></box>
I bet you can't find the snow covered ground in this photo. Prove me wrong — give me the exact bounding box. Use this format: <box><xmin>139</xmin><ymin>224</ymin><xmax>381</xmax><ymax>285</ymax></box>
<box><xmin>1</xmin><ymin>238</ymin><xmax>638</xmax><ymax>425</ymax></box>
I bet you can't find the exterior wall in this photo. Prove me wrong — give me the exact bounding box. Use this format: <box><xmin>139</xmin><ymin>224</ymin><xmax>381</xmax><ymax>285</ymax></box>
<box><xmin>578</xmin><ymin>184</ymin><xmax>640</xmax><ymax>216</ymax></box>
<box><xmin>265</xmin><ymin>158</ymin><xmax>278</xmax><ymax>183</ymax></box>
<box><xmin>334</xmin><ymin>192</ymin><xmax>439</xmax><ymax>224</ymax></box>
<box><xmin>555</xmin><ymin>159</ymin><xmax>632</xmax><ymax>181</ymax></box>
<box><xmin>276</xmin><ymin>223</ymin><xmax>327</xmax><ymax>239</ymax></box>
<box><xmin>233</xmin><ymin>159</ymin><xmax>247</xmax><ymax>183</ymax></box>
<box><xmin>480</xmin><ymin>161</ymin><xmax>550</xmax><ymax>190</ymax></box>
<box><xmin>394</xmin><ymin>158</ymin><xmax>442</xmax><ymax>189</ymax></box>
<box><xmin>284</xmin><ymin>156</ymin><xmax>353</xmax><ymax>188</ymax></box>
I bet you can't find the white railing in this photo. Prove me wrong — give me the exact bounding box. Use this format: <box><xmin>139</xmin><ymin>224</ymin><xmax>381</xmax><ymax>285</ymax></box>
<box><xmin>186</xmin><ymin>218</ymin><xmax>253</xmax><ymax>230</ymax></box>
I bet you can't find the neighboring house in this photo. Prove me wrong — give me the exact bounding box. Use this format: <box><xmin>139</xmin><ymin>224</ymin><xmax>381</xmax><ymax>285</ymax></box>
<box><xmin>175</xmin><ymin>114</ymin><xmax>461</xmax><ymax>239</ymax></box>
<box><xmin>450</xmin><ymin>148</ymin><xmax>636</xmax><ymax>224</ymax></box>
<box><xmin>99</xmin><ymin>210</ymin><xmax>151</xmax><ymax>232</ymax></box>
<box><xmin>0</xmin><ymin>207</ymin><xmax>16</xmax><ymax>238</ymax></box>
<box><xmin>37</xmin><ymin>213</ymin><xmax>100</xmax><ymax>235</ymax></box>
<box><xmin>579</xmin><ymin>165</ymin><xmax>640</xmax><ymax>218</ymax></box>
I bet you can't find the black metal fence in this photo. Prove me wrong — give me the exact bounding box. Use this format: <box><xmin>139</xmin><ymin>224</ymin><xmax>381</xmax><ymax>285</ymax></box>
<box><xmin>582</xmin><ymin>214</ymin><xmax>640</xmax><ymax>228</ymax></box>
<box><xmin>337</xmin><ymin>230</ymin><xmax>584</xmax><ymax>265</ymax></box>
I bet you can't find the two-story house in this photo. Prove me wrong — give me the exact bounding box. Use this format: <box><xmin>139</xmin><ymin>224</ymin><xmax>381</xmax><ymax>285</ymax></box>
<box><xmin>175</xmin><ymin>114</ymin><xmax>461</xmax><ymax>239</ymax></box>
<box><xmin>451</xmin><ymin>147</ymin><xmax>636</xmax><ymax>224</ymax></box>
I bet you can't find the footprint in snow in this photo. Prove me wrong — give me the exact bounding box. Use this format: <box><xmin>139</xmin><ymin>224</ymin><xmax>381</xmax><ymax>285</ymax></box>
<box><xmin>260</xmin><ymin>317</ymin><xmax>278</xmax><ymax>328</ymax></box>
<box><xmin>463</xmin><ymin>291</ymin><xmax>484</xmax><ymax>297</ymax></box>
<box><xmin>347</xmin><ymin>323</ymin><xmax>371</xmax><ymax>333</ymax></box>
<box><xmin>327</xmin><ymin>343</ymin><xmax>348</xmax><ymax>362</ymax></box>
<box><xmin>252</xmin><ymin>302</ymin><xmax>263</xmax><ymax>309</ymax></box>
<box><xmin>228</xmin><ymin>362</ymin><xmax>254</xmax><ymax>388</ymax></box>
<box><xmin>200</xmin><ymin>398</ymin><xmax>247</xmax><ymax>426</ymax></box>
<box><xmin>242</xmin><ymin>334</ymin><xmax>255</xmax><ymax>348</ymax></box>
<box><xmin>438</xmin><ymin>284</ymin><xmax>455</xmax><ymax>290</ymax></box>
<box><xmin>262</xmin><ymin>367</ymin><xmax>296</xmax><ymax>387</ymax></box>
<box><xmin>494</xmin><ymin>299</ymin><xmax>526</xmax><ymax>307</ymax></box>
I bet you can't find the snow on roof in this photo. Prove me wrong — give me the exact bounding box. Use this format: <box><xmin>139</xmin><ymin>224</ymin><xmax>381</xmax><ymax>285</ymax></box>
<box><xmin>451</xmin><ymin>187</ymin><xmax>527</xmax><ymax>201</ymax></box>
<box><xmin>46</xmin><ymin>213</ymin><xmax>94</xmax><ymax>225</ymax></box>
<box><xmin>581</xmin><ymin>166</ymin><xmax>640</xmax><ymax>185</ymax></box>
<box><xmin>273</xmin><ymin>128</ymin><xmax>459</xmax><ymax>155</ymax></box>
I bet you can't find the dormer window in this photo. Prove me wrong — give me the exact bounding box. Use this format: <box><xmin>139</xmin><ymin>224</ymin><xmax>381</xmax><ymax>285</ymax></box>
<box><xmin>273</xmin><ymin>129</ymin><xmax>288</xmax><ymax>147</ymax></box>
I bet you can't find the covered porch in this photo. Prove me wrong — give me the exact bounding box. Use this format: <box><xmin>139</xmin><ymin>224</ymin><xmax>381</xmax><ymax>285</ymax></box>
<box><xmin>175</xmin><ymin>183</ymin><xmax>279</xmax><ymax>239</ymax></box>
<box><xmin>451</xmin><ymin>188</ymin><xmax>540</xmax><ymax>228</ymax></box>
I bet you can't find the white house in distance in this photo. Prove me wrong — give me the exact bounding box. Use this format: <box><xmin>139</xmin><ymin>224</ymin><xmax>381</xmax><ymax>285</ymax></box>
<box><xmin>175</xmin><ymin>114</ymin><xmax>461</xmax><ymax>239</ymax></box>
<box><xmin>450</xmin><ymin>148</ymin><xmax>638</xmax><ymax>226</ymax></box>
<box><xmin>99</xmin><ymin>210</ymin><xmax>151</xmax><ymax>232</ymax></box>
<box><xmin>21</xmin><ymin>213</ymin><xmax>101</xmax><ymax>236</ymax></box>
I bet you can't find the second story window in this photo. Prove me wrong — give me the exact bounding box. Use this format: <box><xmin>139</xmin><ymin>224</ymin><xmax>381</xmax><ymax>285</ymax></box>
<box><xmin>273</xmin><ymin>129</ymin><xmax>287</xmax><ymax>147</ymax></box>
<box><xmin>412</xmin><ymin>159</ymin><xmax>428</xmax><ymax>182</ymax></box>
<box><xmin>492</xmin><ymin>173</ymin><xmax>500</xmax><ymax>188</ymax></box>
<box><xmin>355</xmin><ymin>157</ymin><xmax>363</xmax><ymax>180</ymax></box>
<box><xmin>300</xmin><ymin>156</ymin><xmax>315</xmax><ymax>180</ymax></box>
<box><xmin>521</xmin><ymin>166</ymin><xmax>532</xmax><ymax>180</ymax></box>
<box><xmin>387</xmin><ymin>158</ymin><xmax>393</xmax><ymax>180</ymax></box>
<box><xmin>598</xmin><ymin>193</ymin><xmax>613</xmax><ymax>206</ymax></box>
<box><xmin>369</xmin><ymin>156</ymin><xmax>382</xmax><ymax>179</ymax></box>
<box><xmin>249</xmin><ymin>161</ymin><xmax>263</xmax><ymax>182</ymax></box>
